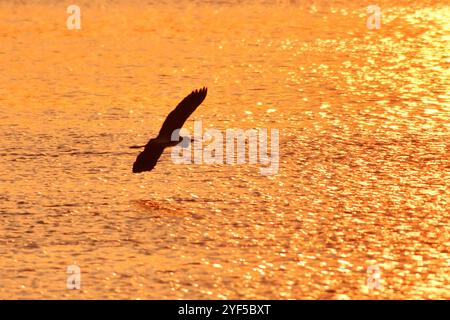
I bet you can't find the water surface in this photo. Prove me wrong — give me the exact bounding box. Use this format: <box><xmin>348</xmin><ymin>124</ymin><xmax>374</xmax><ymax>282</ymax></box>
<box><xmin>0</xmin><ymin>0</ymin><xmax>449</xmax><ymax>299</ymax></box>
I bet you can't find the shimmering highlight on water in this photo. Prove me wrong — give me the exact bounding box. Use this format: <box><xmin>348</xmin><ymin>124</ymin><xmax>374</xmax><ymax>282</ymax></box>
<box><xmin>0</xmin><ymin>0</ymin><xmax>449</xmax><ymax>299</ymax></box>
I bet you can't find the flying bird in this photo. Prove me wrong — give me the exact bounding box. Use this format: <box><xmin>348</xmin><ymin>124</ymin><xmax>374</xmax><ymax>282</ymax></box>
<box><xmin>131</xmin><ymin>87</ymin><xmax>208</xmax><ymax>173</ymax></box>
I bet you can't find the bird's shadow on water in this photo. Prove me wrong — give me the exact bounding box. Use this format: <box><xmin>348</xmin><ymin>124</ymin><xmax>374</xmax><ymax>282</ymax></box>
<box><xmin>129</xmin><ymin>197</ymin><xmax>203</xmax><ymax>215</ymax></box>
<box><xmin>130</xmin><ymin>199</ymin><xmax>177</xmax><ymax>212</ymax></box>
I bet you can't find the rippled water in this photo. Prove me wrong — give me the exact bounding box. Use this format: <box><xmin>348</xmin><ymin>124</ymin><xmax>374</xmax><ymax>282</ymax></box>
<box><xmin>0</xmin><ymin>0</ymin><xmax>449</xmax><ymax>299</ymax></box>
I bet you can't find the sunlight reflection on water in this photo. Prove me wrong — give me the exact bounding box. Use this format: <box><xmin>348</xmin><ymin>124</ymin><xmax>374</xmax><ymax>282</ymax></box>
<box><xmin>0</xmin><ymin>0</ymin><xmax>448</xmax><ymax>299</ymax></box>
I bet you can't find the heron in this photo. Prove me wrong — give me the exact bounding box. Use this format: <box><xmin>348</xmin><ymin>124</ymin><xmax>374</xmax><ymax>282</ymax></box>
<box><xmin>130</xmin><ymin>87</ymin><xmax>208</xmax><ymax>173</ymax></box>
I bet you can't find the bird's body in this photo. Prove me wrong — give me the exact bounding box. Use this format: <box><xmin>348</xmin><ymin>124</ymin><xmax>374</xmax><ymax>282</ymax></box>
<box><xmin>132</xmin><ymin>87</ymin><xmax>207</xmax><ymax>173</ymax></box>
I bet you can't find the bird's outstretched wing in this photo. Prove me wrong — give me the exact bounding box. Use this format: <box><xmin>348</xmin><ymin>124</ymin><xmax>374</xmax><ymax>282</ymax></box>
<box><xmin>132</xmin><ymin>87</ymin><xmax>207</xmax><ymax>173</ymax></box>
<box><xmin>132</xmin><ymin>140</ymin><xmax>166</xmax><ymax>173</ymax></box>
<box><xmin>157</xmin><ymin>87</ymin><xmax>207</xmax><ymax>140</ymax></box>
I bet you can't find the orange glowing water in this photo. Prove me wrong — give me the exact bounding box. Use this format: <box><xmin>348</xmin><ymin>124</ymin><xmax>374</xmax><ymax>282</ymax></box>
<box><xmin>0</xmin><ymin>0</ymin><xmax>449</xmax><ymax>299</ymax></box>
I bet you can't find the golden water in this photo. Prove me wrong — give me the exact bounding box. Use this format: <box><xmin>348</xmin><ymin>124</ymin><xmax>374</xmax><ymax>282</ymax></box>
<box><xmin>0</xmin><ymin>0</ymin><xmax>449</xmax><ymax>299</ymax></box>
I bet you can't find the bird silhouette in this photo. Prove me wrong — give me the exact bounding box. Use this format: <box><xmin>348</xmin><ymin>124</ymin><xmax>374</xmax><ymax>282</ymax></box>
<box><xmin>131</xmin><ymin>87</ymin><xmax>208</xmax><ymax>173</ymax></box>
